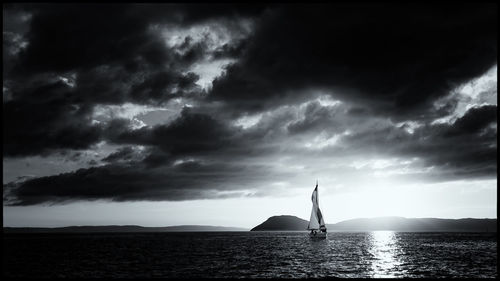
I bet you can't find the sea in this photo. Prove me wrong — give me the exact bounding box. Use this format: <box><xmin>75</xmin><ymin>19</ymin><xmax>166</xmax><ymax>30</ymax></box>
<box><xmin>3</xmin><ymin>231</ymin><xmax>497</xmax><ymax>278</ymax></box>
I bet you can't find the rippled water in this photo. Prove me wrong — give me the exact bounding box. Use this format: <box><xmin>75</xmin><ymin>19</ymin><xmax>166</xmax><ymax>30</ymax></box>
<box><xmin>3</xmin><ymin>232</ymin><xmax>497</xmax><ymax>278</ymax></box>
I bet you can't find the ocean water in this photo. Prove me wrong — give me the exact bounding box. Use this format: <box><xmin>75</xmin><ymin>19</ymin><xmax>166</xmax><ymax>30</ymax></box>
<box><xmin>3</xmin><ymin>231</ymin><xmax>497</xmax><ymax>278</ymax></box>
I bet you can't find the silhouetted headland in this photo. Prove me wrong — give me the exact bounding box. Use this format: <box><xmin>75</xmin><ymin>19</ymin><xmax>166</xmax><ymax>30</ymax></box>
<box><xmin>251</xmin><ymin>215</ymin><xmax>497</xmax><ymax>232</ymax></box>
<box><xmin>251</xmin><ymin>215</ymin><xmax>309</xmax><ymax>231</ymax></box>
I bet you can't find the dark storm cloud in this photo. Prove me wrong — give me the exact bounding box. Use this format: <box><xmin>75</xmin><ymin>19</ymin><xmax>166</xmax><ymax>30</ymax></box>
<box><xmin>104</xmin><ymin>107</ymin><xmax>277</xmax><ymax>160</ymax></box>
<box><xmin>129</xmin><ymin>71</ymin><xmax>200</xmax><ymax>104</ymax></box>
<box><xmin>6</xmin><ymin>101</ymin><xmax>495</xmax><ymax>205</ymax></box>
<box><xmin>3</xmin><ymin>3</ymin><xmax>265</xmax><ymax>157</ymax></box>
<box><xmin>443</xmin><ymin>105</ymin><xmax>497</xmax><ymax>137</ymax></box>
<box><xmin>106</xmin><ymin>108</ymin><xmax>235</xmax><ymax>156</ymax></box>
<box><xmin>4</xmin><ymin>159</ymin><xmax>274</xmax><ymax>206</ymax></box>
<box><xmin>8</xmin><ymin>3</ymin><xmax>266</xmax><ymax>75</ymax></box>
<box><xmin>337</xmin><ymin>105</ymin><xmax>497</xmax><ymax>180</ymax></box>
<box><xmin>2</xmin><ymin>3</ymin><xmax>497</xmax><ymax>206</ymax></box>
<box><xmin>415</xmin><ymin>105</ymin><xmax>497</xmax><ymax>179</ymax></box>
<box><xmin>141</xmin><ymin>147</ymin><xmax>172</xmax><ymax>168</ymax></box>
<box><xmin>2</xmin><ymin>5</ymin><xmax>31</xmax><ymax>78</ymax></box>
<box><xmin>212</xmin><ymin>39</ymin><xmax>248</xmax><ymax>59</ymax></box>
<box><xmin>8</xmin><ymin>4</ymin><xmax>161</xmax><ymax>75</ymax></box>
<box><xmin>71</xmin><ymin>66</ymin><xmax>201</xmax><ymax>106</ymax></box>
<box><xmin>4</xmin><ymin>103</ymin><xmax>290</xmax><ymax>205</ymax></box>
<box><xmin>211</xmin><ymin>4</ymin><xmax>497</xmax><ymax>119</ymax></box>
<box><xmin>101</xmin><ymin>146</ymin><xmax>143</xmax><ymax>164</ymax></box>
<box><xmin>3</xmin><ymin>80</ymin><xmax>102</xmax><ymax>157</ymax></box>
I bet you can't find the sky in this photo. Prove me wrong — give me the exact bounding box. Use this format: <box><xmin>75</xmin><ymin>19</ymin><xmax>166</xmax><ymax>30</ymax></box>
<box><xmin>2</xmin><ymin>3</ymin><xmax>497</xmax><ymax>228</ymax></box>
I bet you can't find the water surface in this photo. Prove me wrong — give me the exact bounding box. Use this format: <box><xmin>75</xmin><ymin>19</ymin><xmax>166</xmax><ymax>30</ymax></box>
<box><xmin>3</xmin><ymin>231</ymin><xmax>497</xmax><ymax>278</ymax></box>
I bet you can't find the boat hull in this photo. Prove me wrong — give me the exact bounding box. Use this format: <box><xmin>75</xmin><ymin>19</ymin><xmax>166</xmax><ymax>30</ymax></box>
<box><xmin>308</xmin><ymin>232</ymin><xmax>327</xmax><ymax>239</ymax></box>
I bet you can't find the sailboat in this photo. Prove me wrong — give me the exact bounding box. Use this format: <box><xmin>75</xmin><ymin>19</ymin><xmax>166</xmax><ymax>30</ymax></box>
<box><xmin>307</xmin><ymin>181</ymin><xmax>327</xmax><ymax>238</ymax></box>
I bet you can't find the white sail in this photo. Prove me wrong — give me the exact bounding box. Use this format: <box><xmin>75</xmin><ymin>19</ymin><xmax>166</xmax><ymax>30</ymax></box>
<box><xmin>307</xmin><ymin>183</ymin><xmax>326</xmax><ymax>231</ymax></box>
<box><xmin>308</xmin><ymin>205</ymin><xmax>320</xmax><ymax>229</ymax></box>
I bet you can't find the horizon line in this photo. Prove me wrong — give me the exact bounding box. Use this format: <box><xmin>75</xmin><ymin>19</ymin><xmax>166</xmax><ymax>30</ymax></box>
<box><xmin>4</xmin><ymin>215</ymin><xmax>497</xmax><ymax>229</ymax></box>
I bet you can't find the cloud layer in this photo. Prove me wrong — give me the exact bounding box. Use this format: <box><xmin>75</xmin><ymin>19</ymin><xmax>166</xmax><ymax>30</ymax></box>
<box><xmin>3</xmin><ymin>4</ymin><xmax>497</xmax><ymax>205</ymax></box>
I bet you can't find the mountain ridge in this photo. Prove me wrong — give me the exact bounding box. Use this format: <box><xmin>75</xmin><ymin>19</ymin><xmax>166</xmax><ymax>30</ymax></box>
<box><xmin>251</xmin><ymin>215</ymin><xmax>497</xmax><ymax>232</ymax></box>
<box><xmin>3</xmin><ymin>225</ymin><xmax>249</xmax><ymax>233</ymax></box>
<box><xmin>4</xmin><ymin>216</ymin><xmax>497</xmax><ymax>233</ymax></box>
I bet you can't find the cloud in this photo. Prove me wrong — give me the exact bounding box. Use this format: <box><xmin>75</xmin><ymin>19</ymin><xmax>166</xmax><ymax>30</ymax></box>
<box><xmin>4</xmin><ymin>98</ymin><xmax>497</xmax><ymax>205</ymax></box>
<box><xmin>3</xmin><ymin>80</ymin><xmax>102</xmax><ymax>157</ymax></box>
<box><xmin>2</xmin><ymin>4</ymin><xmax>497</xmax><ymax>206</ymax></box>
<box><xmin>337</xmin><ymin>105</ymin><xmax>497</xmax><ymax>181</ymax></box>
<box><xmin>3</xmin><ymin>4</ymin><xmax>264</xmax><ymax>157</ymax></box>
<box><xmin>7</xmin><ymin>4</ymin><xmax>265</xmax><ymax>74</ymax></box>
<box><xmin>210</xmin><ymin>4</ymin><xmax>497</xmax><ymax>119</ymax></box>
<box><xmin>4</xmin><ymin>158</ymin><xmax>281</xmax><ymax>206</ymax></box>
<box><xmin>101</xmin><ymin>146</ymin><xmax>145</xmax><ymax>164</ymax></box>
<box><xmin>106</xmin><ymin>108</ymin><xmax>236</xmax><ymax>156</ymax></box>
<box><xmin>443</xmin><ymin>105</ymin><xmax>497</xmax><ymax>137</ymax></box>
<box><xmin>286</xmin><ymin>100</ymin><xmax>344</xmax><ymax>135</ymax></box>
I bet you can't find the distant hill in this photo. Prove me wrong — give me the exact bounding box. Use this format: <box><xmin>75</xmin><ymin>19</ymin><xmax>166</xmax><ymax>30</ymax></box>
<box><xmin>251</xmin><ymin>215</ymin><xmax>309</xmax><ymax>231</ymax></box>
<box><xmin>3</xmin><ymin>225</ymin><xmax>249</xmax><ymax>233</ymax></box>
<box><xmin>329</xmin><ymin>216</ymin><xmax>497</xmax><ymax>232</ymax></box>
<box><xmin>250</xmin><ymin>215</ymin><xmax>497</xmax><ymax>232</ymax></box>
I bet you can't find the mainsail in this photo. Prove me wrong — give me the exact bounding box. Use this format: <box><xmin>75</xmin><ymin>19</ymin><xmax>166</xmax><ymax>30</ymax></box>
<box><xmin>307</xmin><ymin>182</ymin><xmax>326</xmax><ymax>231</ymax></box>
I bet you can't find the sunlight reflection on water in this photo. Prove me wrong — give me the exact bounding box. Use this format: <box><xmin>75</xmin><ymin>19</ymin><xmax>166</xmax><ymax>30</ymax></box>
<box><xmin>369</xmin><ymin>231</ymin><xmax>403</xmax><ymax>278</ymax></box>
